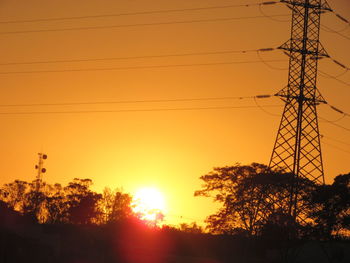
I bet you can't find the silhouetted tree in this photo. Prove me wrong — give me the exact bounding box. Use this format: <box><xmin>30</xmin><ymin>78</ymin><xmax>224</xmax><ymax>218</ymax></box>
<box><xmin>309</xmin><ymin>173</ymin><xmax>350</xmax><ymax>239</ymax></box>
<box><xmin>44</xmin><ymin>183</ymin><xmax>67</xmax><ymax>223</ymax></box>
<box><xmin>0</xmin><ymin>180</ymin><xmax>28</xmax><ymax>212</ymax></box>
<box><xmin>0</xmin><ymin>178</ymin><xmax>137</xmax><ymax>226</ymax></box>
<box><xmin>64</xmin><ymin>178</ymin><xmax>102</xmax><ymax>224</ymax></box>
<box><xmin>179</xmin><ymin>222</ymin><xmax>203</xmax><ymax>234</ymax></box>
<box><xmin>100</xmin><ymin>187</ymin><xmax>115</xmax><ymax>223</ymax></box>
<box><xmin>22</xmin><ymin>190</ymin><xmax>46</xmax><ymax>222</ymax></box>
<box><xmin>110</xmin><ymin>191</ymin><xmax>133</xmax><ymax>222</ymax></box>
<box><xmin>0</xmin><ymin>180</ymin><xmax>49</xmax><ymax>223</ymax></box>
<box><xmin>99</xmin><ymin>187</ymin><xmax>134</xmax><ymax>224</ymax></box>
<box><xmin>195</xmin><ymin>163</ymin><xmax>316</xmax><ymax>236</ymax></box>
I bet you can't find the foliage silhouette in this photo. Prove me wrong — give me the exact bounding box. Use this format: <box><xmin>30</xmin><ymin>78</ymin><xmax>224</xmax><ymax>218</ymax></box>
<box><xmin>0</xmin><ymin>178</ymin><xmax>135</xmax><ymax>226</ymax></box>
<box><xmin>0</xmin><ymin>171</ymin><xmax>349</xmax><ymax>263</ymax></box>
<box><xmin>195</xmin><ymin>163</ymin><xmax>322</xmax><ymax>237</ymax></box>
<box><xmin>309</xmin><ymin>173</ymin><xmax>350</xmax><ymax>239</ymax></box>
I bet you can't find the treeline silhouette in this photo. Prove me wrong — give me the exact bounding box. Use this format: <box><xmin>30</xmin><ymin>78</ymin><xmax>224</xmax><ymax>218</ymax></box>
<box><xmin>195</xmin><ymin>163</ymin><xmax>350</xmax><ymax>240</ymax></box>
<box><xmin>0</xmin><ymin>163</ymin><xmax>349</xmax><ymax>263</ymax></box>
<box><xmin>0</xmin><ymin>178</ymin><xmax>133</xmax><ymax>225</ymax></box>
<box><xmin>0</xmin><ymin>177</ymin><xmax>248</xmax><ymax>263</ymax></box>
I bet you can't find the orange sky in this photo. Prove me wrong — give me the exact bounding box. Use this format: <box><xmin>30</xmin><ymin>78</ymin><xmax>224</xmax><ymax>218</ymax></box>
<box><xmin>0</xmin><ymin>0</ymin><xmax>349</xmax><ymax>226</ymax></box>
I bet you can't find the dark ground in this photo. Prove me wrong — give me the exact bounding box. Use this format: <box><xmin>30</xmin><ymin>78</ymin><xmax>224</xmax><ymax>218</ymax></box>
<box><xmin>0</xmin><ymin>203</ymin><xmax>349</xmax><ymax>263</ymax></box>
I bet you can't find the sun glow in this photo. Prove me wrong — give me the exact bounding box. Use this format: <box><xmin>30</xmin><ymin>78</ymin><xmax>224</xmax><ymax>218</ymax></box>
<box><xmin>132</xmin><ymin>187</ymin><xmax>166</xmax><ymax>222</ymax></box>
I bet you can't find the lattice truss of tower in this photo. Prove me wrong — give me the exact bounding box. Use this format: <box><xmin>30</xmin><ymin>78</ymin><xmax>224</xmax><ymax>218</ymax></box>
<box><xmin>269</xmin><ymin>0</ymin><xmax>332</xmax><ymax>218</ymax></box>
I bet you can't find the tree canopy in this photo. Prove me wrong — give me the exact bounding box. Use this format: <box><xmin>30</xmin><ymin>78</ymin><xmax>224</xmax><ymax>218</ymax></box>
<box><xmin>0</xmin><ymin>178</ymin><xmax>135</xmax><ymax>225</ymax></box>
<box><xmin>195</xmin><ymin>163</ymin><xmax>349</xmax><ymax>239</ymax></box>
<box><xmin>309</xmin><ymin>173</ymin><xmax>350</xmax><ymax>238</ymax></box>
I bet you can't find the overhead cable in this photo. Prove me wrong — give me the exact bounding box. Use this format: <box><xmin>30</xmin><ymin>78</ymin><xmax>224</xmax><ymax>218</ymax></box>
<box><xmin>240</xmin><ymin>48</ymin><xmax>350</xmax><ymax>87</ymax></box>
<box><xmin>253</xmin><ymin>96</ymin><xmax>280</xmax><ymax>117</ymax></box>
<box><xmin>330</xmin><ymin>58</ymin><xmax>349</xmax><ymax>70</ymax></box>
<box><xmin>0</xmin><ymin>2</ymin><xmax>280</xmax><ymax>24</ymax></box>
<box><xmin>319</xmin><ymin>117</ymin><xmax>350</xmax><ymax>132</ymax></box>
<box><xmin>321</xmin><ymin>141</ymin><xmax>350</xmax><ymax>155</ymax></box>
<box><xmin>309</xmin><ymin>1</ymin><xmax>350</xmax><ymax>35</ymax></box>
<box><xmin>327</xmin><ymin>104</ymin><xmax>350</xmax><ymax>117</ymax></box>
<box><xmin>0</xmin><ymin>14</ymin><xmax>290</xmax><ymax>35</ymax></box>
<box><xmin>256</xmin><ymin>49</ymin><xmax>287</xmax><ymax>70</ymax></box>
<box><xmin>334</xmin><ymin>13</ymin><xmax>350</xmax><ymax>24</ymax></box>
<box><xmin>0</xmin><ymin>59</ymin><xmax>285</xmax><ymax>74</ymax></box>
<box><xmin>319</xmin><ymin>70</ymin><xmax>350</xmax><ymax>87</ymax></box>
<box><xmin>326</xmin><ymin>56</ymin><xmax>350</xmax><ymax>77</ymax></box>
<box><xmin>0</xmin><ymin>48</ymin><xmax>267</xmax><ymax>66</ymax></box>
<box><xmin>322</xmin><ymin>103</ymin><xmax>350</xmax><ymax>123</ymax></box>
<box><xmin>0</xmin><ymin>94</ymin><xmax>274</xmax><ymax>108</ymax></box>
<box><xmin>329</xmin><ymin>8</ymin><xmax>350</xmax><ymax>32</ymax></box>
<box><xmin>321</xmin><ymin>135</ymin><xmax>350</xmax><ymax>147</ymax></box>
<box><xmin>0</xmin><ymin>105</ymin><xmax>283</xmax><ymax>115</ymax></box>
<box><xmin>0</xmin><ymin>95</ymin><xmax>260</xmax><ymax>107</ymax></box>
<box><xmin>321</xmin><ymin>23</ymin><xmax>350</xmax><ymax>40</ymax></box>
<box><xmin>258</xmin><ymin>1</ymin><xmax>290</xmax><ymax>22</ymax></box>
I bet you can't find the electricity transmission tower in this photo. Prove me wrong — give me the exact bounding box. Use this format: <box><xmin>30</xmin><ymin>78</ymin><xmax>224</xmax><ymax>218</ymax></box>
<box><xmin>269</xmin><ymin>0</ymin><xmax>331</xmax><ymax>219</ymax></box>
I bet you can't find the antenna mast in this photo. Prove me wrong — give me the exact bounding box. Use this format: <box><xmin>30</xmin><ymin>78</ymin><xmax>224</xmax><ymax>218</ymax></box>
<box><xmin>35</xmin><ymin>153</ymin><xmax>47</xmax><ymax>192</ymax></box>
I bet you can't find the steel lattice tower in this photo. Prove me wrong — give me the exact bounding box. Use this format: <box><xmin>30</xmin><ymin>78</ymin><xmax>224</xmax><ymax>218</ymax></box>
<box><xmin>269</xmin><ymin>0</ymin><xmax>331</xmax><ymax>218</ymax></box>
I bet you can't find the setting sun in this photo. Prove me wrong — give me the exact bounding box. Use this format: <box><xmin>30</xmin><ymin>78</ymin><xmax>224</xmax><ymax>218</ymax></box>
<box><xmin>132</xmin><ymin>187</ymin><xmax>166</xmax><ymax>222</ymax></box>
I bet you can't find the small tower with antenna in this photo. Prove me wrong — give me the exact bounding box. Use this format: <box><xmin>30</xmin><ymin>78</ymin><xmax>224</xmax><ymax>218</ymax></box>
<box><xmin>35</xmin><ymin>153</ymin><xmax>47</xmax><ymax>192</ymax></box>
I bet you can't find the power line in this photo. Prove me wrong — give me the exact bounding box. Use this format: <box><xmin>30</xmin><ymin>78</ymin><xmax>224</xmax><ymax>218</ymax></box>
<box><xmin>312</xmin><ymin>1</ymin><xmax>350</xmax><ymax>37</ymax></box>
<box><xmin>330</xmin><ymin>68</ymin><xmax>349</xmax><ymax>78</ymax></box>
<box><xmin>332</xmin><ymin>10</ymin><xmax>350</xmax><ymax>24</ymax></box>
<box><xmin>253</xmin><ymin>96</ymin><xmax>280</xmax><ymax>117</ymax></box>
<box><xmin>0</xmin><ymin>59</ymin><xmax>285</xmax><ymax>74</ymax></box>
<box><xmin>321</xmin><ymin>113</ymin><xmax>346</xmax><ymax>123</ymax></box>
<box><xmin>248</xmin><ymin>38</ymin><xmax>350</xmax><ymax>86</ymax></box>
<box><xmin>0</xmin><ymin>95</ymin><xmax>260</xmax><ymax>107</ymax></box>
<box><xmin>319</xmin><ymin>70</ymin><xmax>350</xmax><ymax>87</ymax></box>
<box><xmin>329</xmin><ymin>7</ymin><xmax>350</xmax><ymax>32</ymax></box>
<box><xmin>166</xmin><ymin>213</ymin><xmax>205</xmax><ymax>223</ymax></box>
<box><xmin>321</xmin><ymin>141</ymin><xmax>350</xmax><ymax>155</ymax></box>
<box><xmin>258</xmin><ymin>2</ymin><xmax>290</xmax><ymax>22</ymax></box>
<box><xmin>256</xmin><ymin>49</ymin><xmax>287</xmax><ymax>70</ymax></box>
<box><xmin>0</xmin><ymin>14</ymin><xmax>289</xmax><ymax>35</ymax></box>
<box><xmin>321</xmin><ymin>23</ymin><xmax>350</xmax><ymax>40</ymax></box>
<box><xmin>0</xmin><ymin>2</ymin><xmax>277</xmax><ymax>24</ymax></box>
<box><xmin>326</xmin><ymin>103</ymin><xmax>350</xmax><ymax>118</ymax></box>
<box><xmin>322</xmin><ymin>24</ymin><xmax>350</xmax><ymax>34</ymax></box>
<box><xmin>256</xmin><ymin>51</ymin><xmax>350</xmax><ymax>86</ymax></box>
<box><xmin>0</xmin><ymin>95</ymin><xmax>272</xmax><ymax>107</ymax></box>
<box><xmin>320</xmin><ymin>116</ymin><xmax>350</xmax><ymax>132</ymax></box>
<box><xmin>0</xmin><ymin>48</ymin><xmax>264</xmax><ymax>66</ymax></box>
<box><xmin>326</xmin><ymin>56</ymin><xmax>350</xmax><ymax>77</ymax></box>
<box><xmin>321</xmin><ymin>135</ymin><xmax>350</xmax><ymax>147</ymax></box>
<box><xmin>0</xmin><ymin>105</ymin><xmax>283</xmax><ymax>115</ymax></box>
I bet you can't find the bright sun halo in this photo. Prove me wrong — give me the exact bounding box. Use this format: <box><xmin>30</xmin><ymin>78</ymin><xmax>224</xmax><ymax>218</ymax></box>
<box><xmin>132</xmin><ymin>187</ymin><xmax>166</xmax><ymax>221</ymax></box>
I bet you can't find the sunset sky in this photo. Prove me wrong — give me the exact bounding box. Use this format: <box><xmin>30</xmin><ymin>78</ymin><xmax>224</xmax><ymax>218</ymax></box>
<box><xmin>0</xmin><ymin>0</ymin><xmax>349</xmax><ymax>226</ymax></box>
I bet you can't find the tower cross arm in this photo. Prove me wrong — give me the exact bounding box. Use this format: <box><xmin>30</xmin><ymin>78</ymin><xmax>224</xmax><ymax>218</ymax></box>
<box><xmin>280</xmin><ymin>0</ymin><xmax>332</xmax><ymax>11</ymax></box>
<box><xmin>278</xmin><ymin>40</ymin><xmax>330</xmax><ymax>58</ymax></box>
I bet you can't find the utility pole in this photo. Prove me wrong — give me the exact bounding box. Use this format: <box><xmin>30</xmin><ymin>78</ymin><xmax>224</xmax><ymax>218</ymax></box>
<box><xmin>35</xmin><ymin>153</ymin><xmax>47</xmax><ymax>192</ymax></box>
<box><xmin>269</xmin><ymin>0</ymin><xmax>331</xmax><ymax>219</ymax></box>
